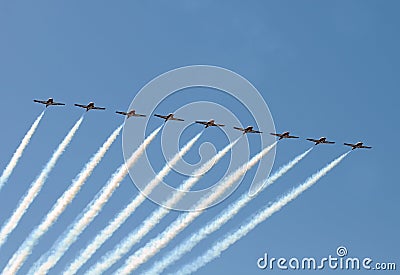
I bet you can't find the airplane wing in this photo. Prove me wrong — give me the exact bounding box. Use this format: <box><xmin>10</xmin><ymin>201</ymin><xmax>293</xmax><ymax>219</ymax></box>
<box><xmin>215</xmin><ymin>123</ymin><xmax>225</xmax><ymax>127</ymax></box>
<box><xmin>154</xmin><ymin>114</ymin><xmax>167</xmax><ymax>119</ymax></box>
<box><xmin>33</xmin><ymin>100</ymin><xmax>46</xmax><ymax>104</ymax></box>
<box><xmin>250</xmin><ymin>130</ymin><xmax>263</xmax><ymax>133</ymax></box>
<box><xmin>133</xmin><ymin>113</ymin><xmax>146</xmax><ymax>117</ymax></box>
<box><xmin>344</xmin><ymin>143</ymin><xmax>355</xmax><ymax>147</ymax></box>
<box><xmin>74</xmin><ymin>104</ymin><xmax>87</xmax><ymax>108</ymax></box>
<box><xmin>234</xmin><ymin>127</ymin><xmax>245</xmax><ymax>131</ymax></box>
<box><xmin>288</xmin><ymin>135</ymin><xmax>299</xmax><ymax>138</ymax></box>
<box><xmin>325</xmin><ymin>141</ymin><xmax>335</xmax><ymax>144</ymax></box>
<box><xmin>306</xmin><ymin>138</ymin><xmax>319</xmax><ymax>142</ymax></box>
<box><xmin>92</xmin><ymin>107</ymin><xmax>106</xmax><ymax>110</ymax></box>
<box><xmin>195</xmin><ymin>121</ymin><xmax>207</xmax><ymax>125</ymax></box>
<box><xmin>170</xmin><ymin>117</ymin><xmax>184</xmax><ymax>121</ymax></box>
<box><xmin>269</xmin><ymin>133</ymin><xmax>281</xmax><ymax>137</ymax></box>
<box><xmin>361</xmin><ymin>146</ymin><xmax>372</xmax><ymax>149</ymax></box>
<box><xmin>116</xmin><ymin>111</ymin><xmax>127</xmax><ymax>115</ymax></box>
<box><xmin>52</xmin><ymin>102</ymin><xmax>65</xmax><ymax>106</ymax></box>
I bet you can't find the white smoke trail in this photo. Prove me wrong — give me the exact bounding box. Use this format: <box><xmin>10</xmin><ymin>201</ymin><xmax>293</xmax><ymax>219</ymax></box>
<box><xmin>2</xmin><ymin>125</ymin><xmax>122</xmax><ymax>275</ymax></box>
<box><xmin>65</xmin><ymin>132</ymin><xmax>203</xmax><ymax>275</ymax></box>
<box><xmin>28</xmin><ymin>126</ymin><xmax>162</xmax><ymax>275</ymax></box>
<box><xmin>114</xmin><ymin>142</ymin><xmax>277</xmax><ymax>274</ymax></box>
<box><xmin>0</xmin><ymin>111</ymin><xmax>45</xmax><ymax>192</ymax></box>
<box><xmin>86</xmin><ymin>137</ymin><xmax>240</xmax><ymax>275</ymax></box>
<box><xmin>0</xmin><ymin>116</ymin><xmax>83</xmax><ymax>249</ymax></box>
<box><xmin>144</xmin><ymin>148</ymin><xmax>313</xmax><ymax>274</ymax></box>
<box><xmin>176</xmin><ymin>151</ymin><xmax>350</xmax><ymax>275</ymax></box>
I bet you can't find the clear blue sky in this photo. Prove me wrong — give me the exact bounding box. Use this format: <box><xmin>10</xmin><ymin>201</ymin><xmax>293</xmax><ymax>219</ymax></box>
<box><xmin>0</xmin><ymin>1</ymin><xmax>398</xmax><ymax>274</ymax></box>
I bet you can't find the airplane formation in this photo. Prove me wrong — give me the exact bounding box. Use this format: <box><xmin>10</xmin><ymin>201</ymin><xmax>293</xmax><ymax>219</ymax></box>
<box><xmin>34</xmin><ymin>98</ymin><xmax>372</xmax><ymax>150</ymax></box>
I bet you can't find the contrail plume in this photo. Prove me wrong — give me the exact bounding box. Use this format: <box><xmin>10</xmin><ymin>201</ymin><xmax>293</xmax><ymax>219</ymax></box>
<box><xmin>86</xmin><ymin>137</ymin><xmax>239</xmax><ymax>275</ymax></box>
<box><xmin>0</xmin><ymin>116</ymin><xmax>83</xmax><ymax>249</ymax></box>
<box><xmin>113</xmin><ymin>142</ymin><xmax>276</xmax><ymax>274</ymax></box>
<box><xmin>175</xmin><ymin>151</ymin><xmax>350</xmax><ymax>275</ymax></box>
<box><xmin>2</xmin><ymin>125</ymin><xmax>122</xmax><ymax>275</ymax></box>
<box><xmin>0</xmin><ymin>111</ymin><xmax>45</xmax><ymax>192</ymax></box>
<box><xmin>145</xmin><ymin>148</ymin><xmax>312</xmax><ymax>274</ymax></box>
<box><xmin>65</xmin><ymin>132</ymin><xmax>202</xmax><ymax>274</ymax></box>
<box><xmin>28</xmin><ymin>126</ymin><xmax>162</xmax><ymax>275</ymax></box>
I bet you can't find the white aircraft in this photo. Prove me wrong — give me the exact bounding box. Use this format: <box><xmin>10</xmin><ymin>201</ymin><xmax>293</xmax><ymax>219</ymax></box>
<box><xmin>154</xmin><ymin>113</ymin><xmax>184</xmax><ymax>122</ymax></box>
<box><xmin>270</xmin><ymin>131</ymin><xmax>298</xmax><ymax>140</ymax></box>
<box><xmin>116</xmin><ymin>110</ymin><xmax>146</xmax><ymax>118</ymax></box>
<box><xmin>74</xmin><ymin>102</ymin><xmax>106</xmax><ymax>112</ymax></box>
<box><xmin>344</xmin><ymin>142</ymin><xmax>372</xmax><ymax>150</ymax></box>
<box><xmin>307</xmin><ymin>137</ymin><xmax>335</xmax><ymax>145</ymax></box>
<box><xmin>34</xmin><ymin>98</ymin><xmax>65</xmax><ymax>108</ymax></box>
<box><xmin>234</xmin><ymin>126</ymin><xmax>262</xmax><ymax>134</ymax></box>
<box><xmin>195</xmin><ymin>119</ymin><xmax>225</xmax><ymax>128</ymax></box>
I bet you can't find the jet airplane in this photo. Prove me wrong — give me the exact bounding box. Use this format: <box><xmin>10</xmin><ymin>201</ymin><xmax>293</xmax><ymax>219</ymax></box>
<box><xmin>234</xmin><ymin>126</ymin><xmax>262</xmax><ymax>134</ymax></box>
<box><xmin>33</xmin><ymin>98</ymin><xmax>65</xmax><ymax>108</ymax></box>
<box><xmin>344</xmin><ymin>142</ymin><xmax>372</xmax><ymax>150</ymax></box>
<box><xmin>74</xmin><ymin>102</ymin><xmax>106</xmax><ymax>112</ymax></box>
<box><xmin>195</xmin><ymin>119</ymin><xmax>225</xmax><ymax>128</ymax></box>
<box><xmin>306</xmin><ymin>137</ymin><xmax>335</xmax><ymax>145</ymax></box>
<box><xmin>116</xmin><ymin>110</ymin><xmax>146</xmax><ymax>118</ymax></box>
<box><xmin>154</xmin><ymin>113</ymin><xmax>184</xmax><ymax>122</ymax></box>
<box><xmin>270</xmin><ymin>131</ymin><xmax>299</xmax><ymax>140</ymax></box>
